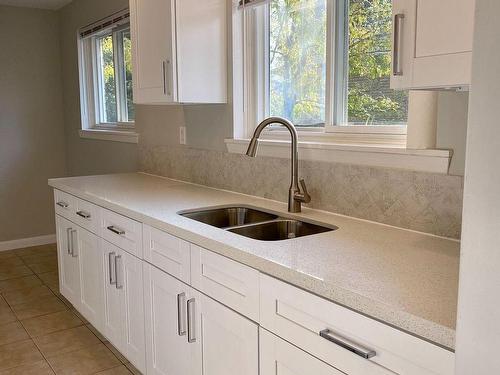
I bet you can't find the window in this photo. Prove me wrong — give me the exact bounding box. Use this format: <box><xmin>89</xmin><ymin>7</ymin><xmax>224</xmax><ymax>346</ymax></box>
<box><xmin>243</xmin><ymin>0</ymin><xmax>408</xmax><ymax>134</ymax></box>
<box><xmin>78</xmin><ymin>10</ymin><xmax>135</xmax><ymax>133</ymax></box>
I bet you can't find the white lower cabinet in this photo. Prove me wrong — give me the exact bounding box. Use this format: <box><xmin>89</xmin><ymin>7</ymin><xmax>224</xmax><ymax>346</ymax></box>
<box><xmin>260</xmin><ymin>329</ymin><xmax>344</xmax><ymax>375</ymax></box>
<box><xmin>56</xmin><ymin>215</ymin><xmax>81</xmax><ymax>307</ymax></box>
<box><xmin>75</xmin><ymin>227</ymin><xmax>104</xmax><ymax>332</ymax></box>
<box><xmin>102</xmin><ymin>240</ymin><xmax>146</xmax><ymax>373</ymax></box>
<box><xmin>143</xmin><ymin>262</ymin><xmax>258</xmax><ymax>375</ymax></box>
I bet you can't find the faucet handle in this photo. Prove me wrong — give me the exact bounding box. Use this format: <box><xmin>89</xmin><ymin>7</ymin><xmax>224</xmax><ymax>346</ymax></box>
<box><xmin>297</xmin><ymin>179</ymin><xmax>311</xmax><ymax>203</ymax></box>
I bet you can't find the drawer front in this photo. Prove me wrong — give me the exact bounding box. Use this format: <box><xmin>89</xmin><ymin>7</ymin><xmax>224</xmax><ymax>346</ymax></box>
<box><xmin>260</xmin><ymin>274</ymin><xmax>454</xmax><ymax>375</ymax></box>
<box><xmin>191</xmin><ymin>245</ymin><xmax>260</xmax><ymax>322</ymax></box>
<box><xmin>101</xmin><ymin>208</ymin><xmax>143</xmax><ymax>258</ymax></box>
<box><xmin>54</xmin><ymin>189</ymin><xmax>75</xmax><ymax>220</ymax></box>
<box><xmin>143</xmin><ymin>225</ymin><xmax>191</xmax><ymax>283</ymax></box>
<box><xmin>71</xmin><ymin>197</ymin><xmax>101</xmax><ymax>235</ymax></box>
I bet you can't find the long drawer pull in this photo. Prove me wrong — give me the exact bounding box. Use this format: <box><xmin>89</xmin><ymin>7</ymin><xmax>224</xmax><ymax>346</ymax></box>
<box><xmin>187</xmin><ymin>298</ymin><xmax>196</xmax><ymax>343</ymax></box>
<box><xmin>115</xmin><ymin>255</ymin><xmax>123</xmax><ymax>290</ymax></box>
<box><xmin>76</xmin><ymin>210</ymin><xmax>91</xmax><ymax>219</ymax></box>
<box><xmin>319</xmin><ymin>329</ymin><xmax>376</xmax><ymax>359</ymax></box>
<box><xmin>108</xmin><ymin>252</ymin><xmax>116</xmax><ymax>285</ymax></box>
<box><xmin>107</xmin><ymin>226</ymin><xmax>125</xmax><ymax>236</ymax></box>
<box><xmin>177</xmin><ymin>293</ymin><xmax>187</xmax><ymax>336</ymax></box>
<box><xmin>66</xmin><ymin>228</ymin><xmax>72</xmax><ymax>254</ymax></box>
<box><xmin>57</xmin><ymin>201</ymin><xmax>69</xmax><ymax>208</ymax></box>
<box><xmin>70</xmin><ymin>230</ymin><xmax>78</xmax><ymax>257</ymax></box>
<box><xmin>392</xmin><ymin>13</ymin><xmax>405</xmax><ymax>76</ymax></box>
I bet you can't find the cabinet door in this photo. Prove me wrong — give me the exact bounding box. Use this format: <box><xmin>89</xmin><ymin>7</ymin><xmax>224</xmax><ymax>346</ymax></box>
<box><xmin>195</xmin><ymin>292</ymin><xmax>258</xmax><ymax>375</ymax></box>
<box><xmin>56</xmin><ymin>215</ymin><xmax>81</xmax><ymax>307</ymax></box>
<box><xmin>130</xmin><ymin>0</ymin><xmax>176</xmax><ymax>104</ymax></box>
<box><xmin>143</xmin><ymin>263</ymin><xmax>196</xmax><ymax>375</ymax></box>
<box><xmin>119</xmin><ymin>250</ymin><xmax>146</xmax><ymax>373</ymax></box>
<box><xmin>76</xmin><ymin>228</ymin><xmax>104</xmax><ymax>332</ymax></box>
<box><xmin>260</xmin><ymin>329</ymin><xmax>344</xmax><ymax>375</ymax></box>
<box><xmin>102</xmin><ymin>240</ymin><xmax>125</xmax><ymax>351</ymax></box>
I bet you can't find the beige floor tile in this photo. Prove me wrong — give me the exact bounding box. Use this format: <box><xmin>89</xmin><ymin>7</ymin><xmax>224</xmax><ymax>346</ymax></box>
<box><xmin>105</xmin><ymin>342</ymin><xmax>128</xmax><ymax>364</ymax></box>
<box><xmin>53</xmin><ymin>292</ymin><xmax>73</xmax><ymax>308</ymax></box>
<box><xmin>34</xmin><ymin>325</ymin><xmax>100</xmax><ymax>358</ymax></box>
<box><xmin>47</xmin><ymin>343</ymin><xmax>120</xmax><ymax>375</ymax></box>
<box><xmin>0</xmin><ymin>339</ymin><xmax>44</xmax><ymax>371</ymax></box>
<box><xmin>124</xmin><ymin>362</ymin><xmax>143</xmax><ymax>375</ymax></box>
<box><xmin>37</xmin><ymin>271</ymin><xmax>59</xmax><ymax>289</ymax></box>
<box><xmin>20</xmin><ymin>253</ymin><xmax>57</xmax><ymax>266</ymax></box>
<box><xmin>12</xmin><ymin>294</ymin><xmax>68</xmax><ymax>320</ymax></box>
<box><xmin>21</xmin><ymin>310</ymin><xmax>83</xmax><ymax>337</ymax></box>
<box><xmin>28</xmin><ymin>260</ymin><xmax>58</xmax><ymax>275</ymax></box>
<box><xmin>0</xmin><ymin>265</ymin><xmax>33</xmax><ymax>281</ymax></box>
<box><xmin>3</xmin><ymin>285</ymin><xmax>53</xmax><ymax>306</ymax></box>
<box><xmin>0</xmin><ymin>250</ymin><xmax>18</xmax><ymax>259</ymax></box>
<box><xmin>86</xmin><ymin>323</ymin><xmax>108</xmax><ymax>343</ymax></box>
<box><xmin>0</xmin><ymin>298</ymin><xmax>16</xmax><ymax>325</ymax></box>
<box><xmin>0</xmin><ymin>321</ymin><xmax>29</xmax><ymax>346</ymax></box>
<box><xmin>95</xmin><ymin>365</ymin><xmax>132</xmax><ymax>375</ymax></box>
<box><xmin>71</xmin><ymin>308</ymin><xmax>89</xmax><ymax>324</ymax></box>
<box><xmin>0</xmin><ymin>257</ymin><xmax>24</xmax><ymax>267</ymax></box>
<box><xmin>0</xmin><ymin>360</ymin><xmax>54</xmax><ymax>375</ymax></box>
<box><xmin>0</xmin><ymin>275</ymin><xmax>42</xmax><ymax>293</ymax></box>
<box><xmin>15</xmin><ymin>245</ymin><xmax>56</xmax><ymax>257</ymax></box>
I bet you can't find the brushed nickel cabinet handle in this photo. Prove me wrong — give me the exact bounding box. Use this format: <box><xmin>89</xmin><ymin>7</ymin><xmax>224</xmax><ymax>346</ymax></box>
<box><xmin>57</xmin><ymin>201</ymin><xmax>69</xmax><ymax>208</ymax></box>
<box><xmin>177</xmin><ymin>292</ymin><xmax>187</xmax><ymax>336</ymax></box>
<box><xmin>162</xmin><ymin>60</ymin><xmax>167</xmax><ymax>95</ymax></box>
<box><xmin>66</xmin><ymin>228</ymin><xmax>72</xmax><ymax>254</ymax></box>
<box><xmin>76</xmin><ymin>210</ymin><xmax>91</xmax><ymax>219</ymax></box>
<box><xmin>115</xmin><ymin>255</ymin><xmax>123</xmax><ymax>290</ymax></box>
<box><xmin>108</xmin><ymin>252</ymin><xmax>116</xmax><ymax>285</ymax></box>
<box><xmin>187</xmin><ymin>298</ymin><xmax>196</xmax><ymax>343</ymax></box>
<box><xmin>70</xmin><ymin>230</ymin><xmax>78</xmax><ymax>257</ymax></box>
<box><xmin>319</xmin><ymin>329</ymin><xmax>376</xmax><ymax>359</ymax></box>
<box><xmin>393</xmin><ymin>13</ymin><xmax>405</xmax><ymax>76</ymax></box>
<box><xmin>107</xmin><ymin>226</ymin><xmax>125</xmax><ymax>236</ymax></box>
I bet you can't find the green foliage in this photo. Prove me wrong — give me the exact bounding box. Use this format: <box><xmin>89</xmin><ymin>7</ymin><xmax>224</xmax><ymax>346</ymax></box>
<box><xmin>100</xmin><ymin>35</ymin><xmax>117</xmax><ymax>123</ymax></box>
<box><xmin>269</xmin><ymin>0</ymin><xmax>408</xmax><ymax>126</ymax></box>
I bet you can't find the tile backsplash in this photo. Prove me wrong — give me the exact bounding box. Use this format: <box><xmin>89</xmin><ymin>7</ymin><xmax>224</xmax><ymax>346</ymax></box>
<box><xmin>139</xmin><ymin>145</ymin><xmax>463</xmax><ymax>239</ymax></box>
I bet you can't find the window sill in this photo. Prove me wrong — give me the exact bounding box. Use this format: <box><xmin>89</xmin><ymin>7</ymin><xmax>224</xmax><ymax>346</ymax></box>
<box><xmin>79</xmin><ymin>129</ymin><xmax>139</xmax><ymax>144</ymax></box>
<box><xmin>225</xmin><ymin>138</ymin><xmax>452</xmax><ymax>174</ymax></box>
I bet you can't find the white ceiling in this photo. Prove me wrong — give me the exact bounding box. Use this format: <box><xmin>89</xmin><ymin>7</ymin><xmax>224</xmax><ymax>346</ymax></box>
<box><xmin>0</xmin><ymin>0</ymin><xmax>73</xmax><ymax>10</ymax></box>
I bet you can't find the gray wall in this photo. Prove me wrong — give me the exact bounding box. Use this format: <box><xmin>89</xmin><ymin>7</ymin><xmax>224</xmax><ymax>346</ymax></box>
<box><xmin>59</xmin><ymin>0</ymin><xmax>138</xmax><ymax>176</ymax></box>
<box><xmin>0</xmin><ymin>6</ymin><xmax>66</xmax><ymax>242</ymax></box>
<box><xmin>455</xmin><ymin>0</ymin><xmax>500</xmax><ymax>372</ymax></box>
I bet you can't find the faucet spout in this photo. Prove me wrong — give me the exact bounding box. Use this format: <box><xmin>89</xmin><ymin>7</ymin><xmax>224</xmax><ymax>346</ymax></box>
<box><xmin>245</xmin><ymin>116</ymin><xmax>310</xmax><ymax>213</ymax></box>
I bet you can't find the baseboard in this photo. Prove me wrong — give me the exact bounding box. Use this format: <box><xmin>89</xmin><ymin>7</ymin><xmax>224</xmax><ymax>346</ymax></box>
<box><xmin>0</xmin><ymin>234</ymin><xmax>56</xmax><ymax>252</ymax></box>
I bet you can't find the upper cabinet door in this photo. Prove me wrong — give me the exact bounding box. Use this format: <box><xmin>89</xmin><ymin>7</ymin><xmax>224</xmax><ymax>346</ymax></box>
<box><xmin>391</xmin><ymin>0</ymin><xmax>475</xmax><ymax>90</ymax></box>
<box><xmin>130</xmin><ymin>0</ymin><xmax>227</xmax><ymax>104</ymax></box>
<box><xmin>130</xmin><ymin>0</ymin><xmax>177</xmax><ymax>104</ymax></box>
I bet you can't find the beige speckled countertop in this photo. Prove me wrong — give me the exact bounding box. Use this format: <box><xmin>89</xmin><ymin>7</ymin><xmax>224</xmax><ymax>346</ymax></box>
<box><xmin>48</xmin><ymin>172</ymin><xmax>459</xmax><ymax>350</ymax></box>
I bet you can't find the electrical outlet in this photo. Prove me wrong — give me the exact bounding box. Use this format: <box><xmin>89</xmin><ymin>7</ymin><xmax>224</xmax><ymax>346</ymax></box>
<box><xmin>179</xmin><ymin>126</ymin><xmax>186</xmax><ymax>145</ymax></box>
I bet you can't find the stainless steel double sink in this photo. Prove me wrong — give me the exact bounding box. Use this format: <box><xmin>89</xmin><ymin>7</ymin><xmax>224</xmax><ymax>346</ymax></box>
<box><xmin>179</xmin><ymin>206</ymin><xmax>338</xmax><ymax>241</ymax></box>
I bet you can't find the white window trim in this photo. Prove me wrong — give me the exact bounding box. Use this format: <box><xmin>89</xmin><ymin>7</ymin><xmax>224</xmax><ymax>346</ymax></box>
<box><xmin>228</xmin><ymin>0</ymin><xmax>452</xmax><ymax>173</ymax></box>
<box><xmin>77</xmin><ymin>15</ymin><xmax>136</xmax><ymax>143</ymax></box>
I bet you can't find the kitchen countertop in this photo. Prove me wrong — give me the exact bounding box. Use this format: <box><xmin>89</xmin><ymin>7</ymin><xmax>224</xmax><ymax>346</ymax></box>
<box><xmin>48</xmin><ymin>172</ymin><xmax>459</xmax><ymax>350</ymax></box>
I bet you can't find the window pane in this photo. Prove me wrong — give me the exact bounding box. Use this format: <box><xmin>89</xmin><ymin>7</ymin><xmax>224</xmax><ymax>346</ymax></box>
<box><xmin>269</xmin><ymin>0</ymin><xmax>327</xmax><ymax>127</ymax></box>
<box><xmin>347</xmin><ymin>0</ymin><xmax>408</xmax><ymax>125</ymax></box>
<box><xmin>122</xmin><ymin>30</ymin><xmax>135</xmax><ymax>121</ymax></box>
<box><xmin>99</xmin><ymin>34</ymin><xmax>117</xmax><ymax>123</ymax></box>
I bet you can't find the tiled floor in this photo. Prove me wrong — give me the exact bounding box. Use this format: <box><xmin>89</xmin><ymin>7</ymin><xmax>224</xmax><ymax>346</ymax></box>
<box><xmin>0</xmin><ymin>244</ymin><xmax>142</xmax><ymax>375</ymax></box>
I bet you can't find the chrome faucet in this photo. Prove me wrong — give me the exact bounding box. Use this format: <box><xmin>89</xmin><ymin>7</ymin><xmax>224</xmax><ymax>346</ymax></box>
<box><xmin>246</xmin><ymin>117</ymin><xmax>311</xmax><ymax>213</ymax></box>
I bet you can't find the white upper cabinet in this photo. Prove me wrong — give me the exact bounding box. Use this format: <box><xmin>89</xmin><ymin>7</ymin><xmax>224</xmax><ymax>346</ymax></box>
<box><xmin>391</xmin><ymin>0</ymin><xmax>475</xmax><ymax>90</ymax></box>
<box><xmin>130</xmin><ymin>0</ymin><xmax>227</xmax><ymax>104</ymax></box>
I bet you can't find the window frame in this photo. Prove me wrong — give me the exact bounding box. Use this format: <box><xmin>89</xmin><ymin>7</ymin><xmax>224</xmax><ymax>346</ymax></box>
<box><xmin>78</xmin><ymin>23</ymin><xmax>135</xmax><ymax>133</ymax></box>
<box><xmin>243</xmin><ymin>0</ymin><xmax>407</xmax><ymax>139</ymax></box>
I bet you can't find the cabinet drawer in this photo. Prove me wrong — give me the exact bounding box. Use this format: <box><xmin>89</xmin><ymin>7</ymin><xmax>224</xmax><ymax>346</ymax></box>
<box><xmin>260</xmin><ymin>274</ymin><xmax>454</xmax><ymax>375</ymax></box>
<box><xmin>101</xmin><ymin>208</ymin><xmax>143</xmax><ymax>258</ymax></box>
<box><xmin>191</xmin><ymin>245</ymin><xmax>259</xmax><ymax>322</ymax></box>
<box><xmin>143</xmin><ymin>225</ymin><xmax>191</xmax><ymax>283</ymax></box>
<box><xmin>71</xmin><ymin>197</ymin><xmax>101</xmax><ymax>235</ymax></box>
<box><xmin>54</xmin><ymin>190</ymin><xmax>75</xmax><ymax>220</ymax></box>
